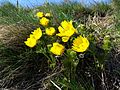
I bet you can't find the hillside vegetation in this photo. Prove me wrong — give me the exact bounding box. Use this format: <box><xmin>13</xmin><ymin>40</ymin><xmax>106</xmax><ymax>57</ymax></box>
<box><xmin>0</xmin><ymin>1</ymin><xmax>120</xmax><ymax>90</ymax></box>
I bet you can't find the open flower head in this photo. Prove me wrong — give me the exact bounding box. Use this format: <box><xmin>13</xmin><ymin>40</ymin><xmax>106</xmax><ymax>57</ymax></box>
<box><xmin>56</xmin><ymin>20</ymin><xmax>77</xmax><ymax>42</ymax></box>
<box><xmin>36</xmin><ymin>12</ymin><xmax>44</xmax><ymax>18</ymax></box>
<box><xmin>72</xmin><ymin>35</ymin><xmax>89</xmax><ymax>52</ymax></box>
<box><xmin>40</xmin><ymin>17</ymin><xmax>49</xmax><ymax>26</ymax></box>
<box><xmin>32</xmin><ymin>28</ymin><xmax>42</xmax><ymax>40</ymax></box>
<box><xmin>50</xmin><ymin>42</ymin><xmax>65</xmax><ymax>55</ymax></box>
<box><xmin>45</xmin><ymin>13</ymin><xmax>51</xmax><ymax>17</ymax></box>
<box><xmin>24</xmin><ymin>37</ymin><xmax>37</xmax><ymax>48</ymax></box>
<box><xmin>57</xmin><ymin>26</ymin><xmax>75</xmax><ymax>37</ymax></box>
<box><xmin>45</xmin><ymin>27</ymin><xmax>55</xmax><ymax>36</ymax></box>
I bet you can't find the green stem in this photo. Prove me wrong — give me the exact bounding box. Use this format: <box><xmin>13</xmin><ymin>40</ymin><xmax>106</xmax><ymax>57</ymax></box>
<box><xmin>43</xmin><ymin>52</ymin><xmax>50</xmax><ymax>60</ymax></box>
<box><xmin>70</xmin><ymin>61</ymin><xmax>71</xmax><ymax>83</ymax></box>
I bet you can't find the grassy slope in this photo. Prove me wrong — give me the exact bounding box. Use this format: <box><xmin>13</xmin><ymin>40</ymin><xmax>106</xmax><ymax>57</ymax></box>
<box><xmin>0</xmin><ymin>1</ymin><xmax>120</xmax><ymax>89</ymax></box>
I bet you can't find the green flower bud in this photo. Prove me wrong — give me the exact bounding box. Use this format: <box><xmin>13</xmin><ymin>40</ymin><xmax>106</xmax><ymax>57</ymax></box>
<box><xmin>67</xmin><ymin>49</ymin><xmax>77</xmax><ymax>59</ymax></box>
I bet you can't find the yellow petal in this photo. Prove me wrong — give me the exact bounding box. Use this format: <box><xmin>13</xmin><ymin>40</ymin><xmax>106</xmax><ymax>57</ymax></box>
<box><xmin>58</xmin><ymin>26</ymin><xmax>64</xmax><ymax>33</ymax></box>
<box><xmin>61</xmin><ymin>20</ymin><xmax>68</xmax><ymax>29</ymax></box>
<box><xmin>32</xmin><ymin>28</ymin><xmax>42</xmax><ymax>40</ymax></box>
<box><xmin>62</xmin><ymin>37</ymin><xmax>70</xmax><ymax>42</ymax></box>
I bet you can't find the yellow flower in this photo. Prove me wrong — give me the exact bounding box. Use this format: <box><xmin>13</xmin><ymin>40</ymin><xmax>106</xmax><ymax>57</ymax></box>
<box><xmin>57</xmin><ymin>26</ymin><xmax>75</xmax><ymax>37</ymax></box>
<box><xmin>24</xmin><ymin>37</ymin><xmax>37</xmax><ymax>48</ymax></box>
<box><xmin>40</xmin><ymin>17</ymin><xmax>49</xmax><ymax>26</ymax></box>
<box><xmin>45</xmin><ymin>13</ymin><xmax>51</xmax><ymax>17</ymax></box>
<box><xmin>56</xmin><ymin>20</ymin><xmax>77</xmax><ymax>42</ymax></box>
<box><xmin>32</xmin><ymin>28</ymin><xmax>42</xmax><ymax>40</ymax></box>
<box><xmin>45</xmin><ymin>27</ymin><xmax>55</xmax><ymax>36</ymax></box>
<box><xmin>50</xmin><ymin>42</ymin><xmax>64</xmax><ymax>55</ymax></box>
<box><xmin>24</xmin><ymin>28</ymin><xmax>42</xmax><ymax>48</ymax></box>
<box><xmin>61</xmin><ymin>20</ymin><xmax>77</xmax><ymax>33</ymax></box>
<box><xmin>72</xmin><ymin>36</ymin><xmax>89</xmax><ymax>52</ymax></box>
<box><xmin>36</xmin><ymin>12</ymin><xmax>44</xmax><ymax>18</ymax></box>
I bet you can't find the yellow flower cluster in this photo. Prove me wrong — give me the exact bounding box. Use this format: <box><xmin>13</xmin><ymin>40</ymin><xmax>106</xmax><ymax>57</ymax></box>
<box><xmin>24</xmin><ymin>12</ymin><xmax>54</xmax><ymax>48</ymax></box>
<box><xmin>24</xmin><ymin>28</ymin><xmax>42</xmax><ymax>48</ymax></box>
<box><xmin>56</xmin><ymin>20</ymin><xmax>77</xmax><ymax>42</ymax></box>
<box><xmin>25</xmin><ymin>11</ymin><xmax>90</xmax><ymax>55</ymax></box>
<box><xmin>50</xmin><ymin>35</ymin><xmax>89</xmax><ymax>55</ymax></box>
<box><xmin>36</xmin><ymin>12</ymin><xmax>51</xmax><ymax>26</ymax></box>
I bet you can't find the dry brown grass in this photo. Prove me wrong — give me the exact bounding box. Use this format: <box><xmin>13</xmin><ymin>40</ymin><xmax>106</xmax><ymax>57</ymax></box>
<box><xmin>0</xmin><ymin>24</ymin><xmax>32</xmax><ymax>49</ymax></box>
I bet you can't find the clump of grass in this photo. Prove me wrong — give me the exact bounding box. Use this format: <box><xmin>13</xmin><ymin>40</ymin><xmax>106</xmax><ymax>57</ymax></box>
<box><xmin>0</xmin><ymin>2</ymin><xmax>38</xmax><ymax>25</ymax></box>
<box><xmin>0</xmin><ymin>2</ymin><xmax>112</xmax><ymax>25</ymax></box>
<box><xmin>0</xmin><ymin>44</ymin><xmax>49</xmax><ymax>89</ymax></box>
